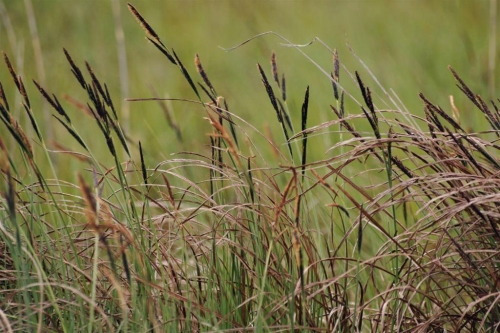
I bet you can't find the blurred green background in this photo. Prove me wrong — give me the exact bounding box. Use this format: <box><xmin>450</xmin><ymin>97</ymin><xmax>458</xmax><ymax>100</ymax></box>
<box><xmin>0</xmin><ymin>0</ymin><xmax>497</xmax><ymax>170</ymax></box>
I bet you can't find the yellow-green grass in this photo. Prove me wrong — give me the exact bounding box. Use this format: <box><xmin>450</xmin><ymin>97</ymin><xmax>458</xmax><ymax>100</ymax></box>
<box><xmin>0</xmin><ymin>1</ymin><xmax>495</xmax><ymax>168</ymax></box>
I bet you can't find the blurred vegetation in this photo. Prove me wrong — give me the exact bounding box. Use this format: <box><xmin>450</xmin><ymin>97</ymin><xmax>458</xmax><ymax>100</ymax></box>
<box><xmin>0</xmin><ymin>1</ymin><xmax>496</xmax><ymax>172</ymax></box>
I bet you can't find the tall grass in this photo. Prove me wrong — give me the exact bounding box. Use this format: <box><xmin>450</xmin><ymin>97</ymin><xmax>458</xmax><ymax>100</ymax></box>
<box><xmin>1</xmin><ymin>2</ymin><xmax>500</xmax><ymax>332</ymax></box>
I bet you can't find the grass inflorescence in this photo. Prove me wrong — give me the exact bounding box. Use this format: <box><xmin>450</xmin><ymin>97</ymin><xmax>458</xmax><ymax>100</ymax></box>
<box><xmin>1</xmin><ymin>3</ymin><xmax>500</xmax><ymax>332</ymax></box>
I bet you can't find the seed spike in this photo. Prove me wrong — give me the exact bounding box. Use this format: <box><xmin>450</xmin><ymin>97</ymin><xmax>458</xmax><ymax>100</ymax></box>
<box><xmin>127</xmin><ymin>3</ymin><xmax>164</xmax><ymax>47</ymax></box>
<box><xmin>3</xmin><ymin>52</ymin><xmax>20</xmax><ymax>92</ymax></box>
<box><xmin>63</xmin><ymin>48</ymin><xmax>87</xmax><ymax>89</ymax></box>
<box><xmin>271</xmin><ymin>51</ymin><xmax>280</xmax><ymax>87</ymax></box>
<box><xmin>195</xmin><ymin>53</ymin><xmax>216</xmax><ymax>97</ymax></box>
<box><xmin>332</xmin><ymin>49</ymin><xmax>340</xmax><ymax>100</ymax></box>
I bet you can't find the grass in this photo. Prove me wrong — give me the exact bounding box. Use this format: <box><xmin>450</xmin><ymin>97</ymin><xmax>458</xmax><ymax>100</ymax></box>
<box><xmin>1</xmin><ymin>1</ymin><xmax>500</xmax><ymax>332</ymax></box>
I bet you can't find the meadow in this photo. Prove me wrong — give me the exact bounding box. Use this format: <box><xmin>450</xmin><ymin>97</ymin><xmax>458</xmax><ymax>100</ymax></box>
<box><xmin>1</xmin><ymin>1</ymin><xmax>500</xmax><ymax>332</ymax></box>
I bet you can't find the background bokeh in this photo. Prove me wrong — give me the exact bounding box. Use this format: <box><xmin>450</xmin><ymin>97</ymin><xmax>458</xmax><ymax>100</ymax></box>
<box><xmin>0</xmin><ymin>0</ymin><xmax>497</xmax><ymax>168</ymax></box>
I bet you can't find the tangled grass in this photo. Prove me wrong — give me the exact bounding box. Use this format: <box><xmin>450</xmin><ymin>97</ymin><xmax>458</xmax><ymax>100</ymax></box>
<box><xmin>1</xmin><ymin>3</ymin><xmax>500</xmax><ymax>332</ymax></box>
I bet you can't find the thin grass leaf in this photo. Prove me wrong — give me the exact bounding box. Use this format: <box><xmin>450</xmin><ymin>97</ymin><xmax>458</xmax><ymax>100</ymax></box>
<box><xmin>104</xmin><ymin>84</ymin><xmax>117</xmax><ymax>120</ymax></box>
<box><xmin>0</xmin><ymin>81</ymin><xmax>9</xmax><ymax>111</ymax></box>
<box><xmin>146</xmin><ymin>36</ymin><xmax>176</xmax><ymax>64</ymax></box>
<box><xmin>247</xmin><ymin>157</ymin><xmax>254</xmax><ymax>203</ymax></box>
<box><xmin>139</xmin><ymin>141</ymin><xmax>148</xmax><ymax>186</ymax></box>
<box><xmin>16</xmin><ymin>77</ymin><xmax>42</xmax><ymax>141</ymax></box>
<box><xmin>277</xmin><ymin>99</ymin><xmax>293</xmax><ymax>132</ymax></box>
<box><xmin>210</xmin><ymin>136</ymin><xmax>215</xmax><ymax>197</ymax></box>
<box><xmin>110</xmin><ymin>120</ymin><xmax>130</xmax><ymax>157</ymax></box>
<box><xmin>172</xmin><ymin>49</ymin><xmax>200</xmax><ymax>100</ymax></box>
<box><xmin>301</xmin><ymin>86</ymin><xmax>310</xmax><ymax>178</ymax></box>
<box><xmin>197</xmin><ymin>82</ymin><xmax>217</xmax><ymax>104</ymax></box>
<box><xmin>120</xmin><ymin>235</ymin><xmax>131</xmax><ymax>285</ymax></box>
<box><xmin>356</xmin><ymin>206</ymin><xmax>363</xmax><ymax>254</ymax></box>
<box><xmin>4</xmin><ymin>168</ymin><xmax>20</xmax><ymax>250</ymax></box>
<box><xmin>53</xmin><ymin>115</ymin><xmax>88</xmax><ymax>151</ymax></box>
<box><xmin>22</xmin><ymin>105</ymin><xmax>41</xmax><ymax>142</ymax></box>
<box><xmin>149</xmin><ymin>86</ymin><xmax>183</xmax><ymax>142</ymax></box>
<box><xmin>223</xmin><ymin>99</ymin><xmax>239</xmax><ymax>148</ymax></box>
<box><xmin>87</xmin><ymin>103</ymin><xmax>108</xmax><ymax>136</ymax></box>
<box><xmin>33</xmin><ymin>80</ymin><xmax>71</xmax><ymax>124</ymax></box>
<box><xmin>360</xmin><ymin>106</ymin><xmax>380</xmax><ymax>139</ymax></box>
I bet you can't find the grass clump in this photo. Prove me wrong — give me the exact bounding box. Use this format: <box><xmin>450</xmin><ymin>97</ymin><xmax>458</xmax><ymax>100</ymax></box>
<box><xmin>1</xmin><ymin>3</ymin><xmax>500</xmax><ymax>332</ymax></box>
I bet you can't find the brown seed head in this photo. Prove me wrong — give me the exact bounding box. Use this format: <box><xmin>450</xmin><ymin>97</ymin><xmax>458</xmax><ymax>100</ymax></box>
<box><xmin>271</xmin><ymin>51</ymin><xmax>280</xmax><ymax>87</ymax></box>
<box><xmin>127</xmin><ymin>3</ymin><xmax>162</xmax><ymax>45</ymax></box>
